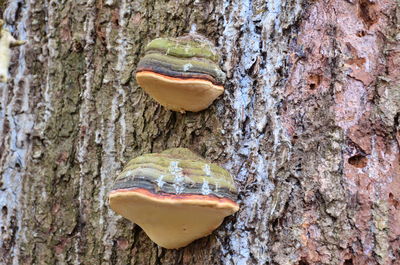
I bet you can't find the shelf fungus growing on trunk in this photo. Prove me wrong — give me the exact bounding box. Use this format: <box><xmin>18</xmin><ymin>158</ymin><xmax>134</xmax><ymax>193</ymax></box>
<box><xmin>135</xmin><ymin>35</ymin><xmax>226</xmax><ymax>112</ymax></box>
<box><xmin>108</xmin><ymin>148</ymin><xmax>239</xmax><ymax>249</ymax></box>
<box><xmin>0</xmin><ymin>19</ymin><xmax>26</xmax><ymax>83</ymax></box>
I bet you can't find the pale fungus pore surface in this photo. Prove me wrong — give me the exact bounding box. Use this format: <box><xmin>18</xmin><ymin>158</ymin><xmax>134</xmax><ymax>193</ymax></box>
<box><xmin>135</xmin><ymin>35</ymin><xmax>226</xmax><ymax>112</ymax></box>
<box><xmin>0</xmin><ymin>19</ymin><xmax>25</xmax><ymax>83</ymax></box>
<box><xmin>108</xmin><ymin>148</ymin><xmax>239</xmax><ymax>249</ymax></box>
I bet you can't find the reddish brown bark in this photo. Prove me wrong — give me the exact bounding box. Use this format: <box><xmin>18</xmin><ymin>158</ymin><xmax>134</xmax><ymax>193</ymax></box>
<box><xmin>281</xmin><ymin>0</ymin><xmax>399</xmax><ymax>263</ymax></box>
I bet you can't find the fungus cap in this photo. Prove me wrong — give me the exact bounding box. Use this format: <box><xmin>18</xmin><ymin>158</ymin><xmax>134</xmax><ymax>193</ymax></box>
<box><xmin>108</xmin><ymin>148</ymin><xmax>239</xmax><ymax>249</ymax></box>
<box><xmin>136</xmin><ymin>35</ymin><xmax>226</xmax><ymax>112</ymax></box>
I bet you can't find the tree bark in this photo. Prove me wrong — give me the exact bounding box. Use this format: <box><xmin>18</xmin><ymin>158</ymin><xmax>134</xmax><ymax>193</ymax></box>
<box><xmin>0</xmin><ymin>0</ymin><xmax>399</xmax><ymax>264</ymax></box>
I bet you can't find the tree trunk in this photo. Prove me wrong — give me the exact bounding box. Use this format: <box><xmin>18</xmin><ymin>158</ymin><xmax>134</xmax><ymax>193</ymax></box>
<box><xmin>0</xmin><ymin>0</ymin><xmax>399</xmax><ymax>264</ymax></box>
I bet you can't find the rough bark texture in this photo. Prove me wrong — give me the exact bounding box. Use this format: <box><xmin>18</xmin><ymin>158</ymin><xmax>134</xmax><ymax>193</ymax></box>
<box><xmin>0</xmin><ymin>0</ymin><xmax>399</xmax><ymax>264</ymax></box>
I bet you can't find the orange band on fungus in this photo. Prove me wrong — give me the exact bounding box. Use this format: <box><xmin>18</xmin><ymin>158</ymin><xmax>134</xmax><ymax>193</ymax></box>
<box><xmin>136</xmin><ymin>70</ymin><xmax>224</xmax><ymax>90</ymax></box>
<box><xmin>109</xmin><ymin>187</ymin><xmax>239</xmax><ymax>207</ymax></box>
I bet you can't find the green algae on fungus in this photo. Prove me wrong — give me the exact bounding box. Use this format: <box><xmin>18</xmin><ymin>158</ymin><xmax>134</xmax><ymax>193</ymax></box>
<box><xmin>136</xmin><ymin>34</ymin><xmax>226</xmax><ymax>113</ymax></box>
<box><xmin>108</xmin><ymin>148</ymin><xmax>239</xmax><ymax>249</ymax></box>
<box><xmin>145</xmin><ymin>37</ymin><xmax>220</xmax><ymax>62</ymax></box>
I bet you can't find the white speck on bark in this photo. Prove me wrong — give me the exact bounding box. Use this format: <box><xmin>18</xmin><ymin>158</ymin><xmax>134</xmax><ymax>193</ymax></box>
<box><xmin>104</xmin><ymin>0</ymin><xmax>115</xmax><ymax>7</ymax></box>
<box><xmin>190</xmin><ymin>23</ymin><xmax>197</xmax><ymax>33</ymax></box>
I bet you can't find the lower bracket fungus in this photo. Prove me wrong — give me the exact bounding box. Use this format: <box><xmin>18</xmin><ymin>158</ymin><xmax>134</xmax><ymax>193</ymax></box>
<box><xmin>108</xmin><ymin>148</ymin><xmax>239</xmax><ymax>249</ymax></box>
<box><xmin>0</xmin><ymin>19</ymin><xmax>26</xmax><ymax>83</ymax></box>
<box><xmin>135</xmin><ymin>34</ymin><xmax>226</xmax><ymax>113</ymax></box>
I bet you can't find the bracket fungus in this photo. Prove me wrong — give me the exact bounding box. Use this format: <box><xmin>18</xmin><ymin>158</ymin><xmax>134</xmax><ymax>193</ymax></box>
<box><xmin>0</xmin><ymin>19</ymin><xmax>26</xmax><ymax>83</ymax></box>
<box><xmin>108</xmin><ymin>148</ymin><xmax>239</xmax><ymax>249</ymax></box>
<box><xmin>135</xmin><ymin>34</ymin><xmax>226</xmax><ymax>112</ymax></box>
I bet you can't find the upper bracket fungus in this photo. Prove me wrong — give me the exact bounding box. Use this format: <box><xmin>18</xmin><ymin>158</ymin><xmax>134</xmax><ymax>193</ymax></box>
<box><xmin>108</xmin><ymin>148</ymin><xmax>239</xmax><ymax>249</ymax></box>
<box><xmin>0</xmin><ymin>19</ymin><xmax>26</xmax><ymax>83</ymax></box>
<box><xmin>136</xmin><ymin>34</ymin><xmax>226</xmax><ymax>113</ymax></box>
